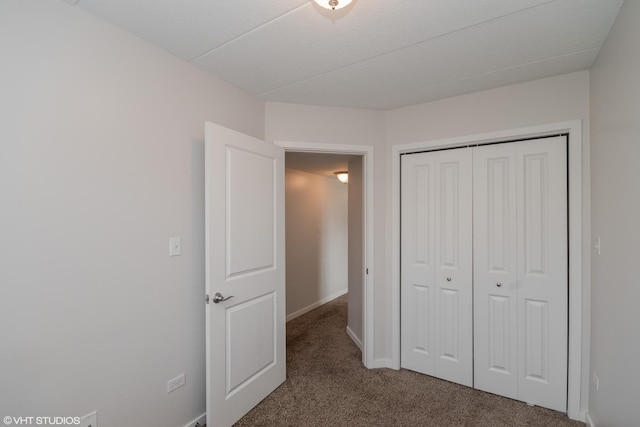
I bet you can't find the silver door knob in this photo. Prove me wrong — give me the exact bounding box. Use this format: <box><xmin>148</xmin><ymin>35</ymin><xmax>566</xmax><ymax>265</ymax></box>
<box><xmin>446</xmin><ymin>277</ymin><xmax>452</xmax><ymax>282</ymax></box>
<box><xmin>212</xmin><ymin>292</ymin><xmax>234</xmax><ymax>304</ymax></box>
<box><xmin>496</xmin><ymin>283</ymin><xmax>502</xmax><ymax>287</ymax></box>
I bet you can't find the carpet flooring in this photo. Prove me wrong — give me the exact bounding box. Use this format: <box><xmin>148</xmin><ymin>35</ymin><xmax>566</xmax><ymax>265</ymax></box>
<box><xmin>234</xmin><ymin>295</ymin><xmax>584</xmax><ymax>426</ymax></box>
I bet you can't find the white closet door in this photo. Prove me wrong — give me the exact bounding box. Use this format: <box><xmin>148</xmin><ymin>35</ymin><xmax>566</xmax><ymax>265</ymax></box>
<box><xmin>473</xmin><ymin>143</ymin><xmax>518</xmax><ymax>400</ymax></box>
<box><xmin>401</xmin><ymin>148</ymin><xmax>473</xmax><ymax>387</ymax></box>
<box><xmin>474</xmin><ymin>136</ymin><xmax>567</xmax><ymax>411</ymax></box>
<box><xmin>516</xmin><ymin>137</ymin><xmax>568</xmax><ymax>411</ymax></box>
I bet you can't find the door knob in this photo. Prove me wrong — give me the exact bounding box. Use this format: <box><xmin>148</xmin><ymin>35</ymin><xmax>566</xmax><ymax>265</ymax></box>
<box><xmin>496</xmin><ymin>283</ymin><xmax>502</xmax><ymax>288</ymax></box>
<box><xmin>446</xmin><ymin>277</ymin><xmax>452</xmax><ymax>282</ymax></box>
<box><xmin>212</xmin><ymin>292</ymin><xmax>234</xmax><ymax>304</ymax></box>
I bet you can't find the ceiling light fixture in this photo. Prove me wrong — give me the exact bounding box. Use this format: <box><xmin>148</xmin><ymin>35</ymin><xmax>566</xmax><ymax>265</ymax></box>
<box><xmin>313</xmin><ymin>0</ymin><xmax>353</xmax><ymax>10</ymax></box>
<box><xmin>334</xmin><ymin>171</ymin><xmax>349</xmax><ymax>184</ymax></box>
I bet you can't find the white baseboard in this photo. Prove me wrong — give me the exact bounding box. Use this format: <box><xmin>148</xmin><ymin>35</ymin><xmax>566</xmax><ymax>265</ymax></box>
<box><xmin>346</xmin><ymin>326</ymin><xmax>363</xmax><ymax>350</ymax></box>
<box><xmin>372</xmin><ymin>358</ymin><xmax>394</xmax><ymax>369</ymax></box>
<box><xmin>286</xmin><ymin>288</ymin><xmax>348</xmax><ymax>322</ymax></box>
<box><xmin>585</xmin><ymin>412</ymin><xmax>595</xmax><ymax>427</ymax></box>
<box><xmin>182</xmin><ymin>412</ymin><xmax>206</xmax><ymax>427</ymax></box>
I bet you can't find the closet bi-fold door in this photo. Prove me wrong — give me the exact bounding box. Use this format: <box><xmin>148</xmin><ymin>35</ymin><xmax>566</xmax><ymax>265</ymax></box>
<box><xmin>401</xmin><ymin>148</ymin><xmax>473</xmax><ymax>387</ymax></box>
<box><xmin>473</xmin><ymin>136</ymin><xmax>568</xmax><ymax>412</ymax></box>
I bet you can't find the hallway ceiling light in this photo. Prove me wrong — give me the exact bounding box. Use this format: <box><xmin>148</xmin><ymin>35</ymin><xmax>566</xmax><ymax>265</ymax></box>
<box><xmin>334</xmin><ymin>171</ymin><xmax>348</xmax><ymax>184</ymax></box>
<box><xmin>313</xmin><ymin>0</ymin><xmax>353</xmax><ymax>10</ymax></box>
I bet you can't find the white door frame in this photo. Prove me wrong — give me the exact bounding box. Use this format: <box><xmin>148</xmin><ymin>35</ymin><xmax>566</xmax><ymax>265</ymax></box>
<box><xmin>274</xmin><ymin>140</ymin><xmax>375</xmax><ymax>369</ymax></box>
<box><xmin>390</xmin><ymin>120</ymin><xmax>587</xmax><ymax>421</ymax></box>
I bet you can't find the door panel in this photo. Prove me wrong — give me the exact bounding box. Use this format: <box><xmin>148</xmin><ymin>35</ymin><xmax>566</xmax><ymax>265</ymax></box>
<box><xmin>226</xmin><ymin>293</ymin><xmax>276</xmax><ymax>395</ymax></box>
<box><xmin>488</xmin><ymin>294</ymin><xmax>512</xmax><ymax>375</ymax></box>
<box><xmin>434</xmin><ymin>151</ymin><xmax>473</xmax><ymax>386</ymax></box>
<box><xmin>474</xmin><ymin>136</ymin><xmax>567</xmax><ymax>412</ymax></box>
<box><xmin>439</xmin><ymin>288</ymin><xmax>459</xmax><ymax>360</ymax></box>
<box><xmin>522</xmin><ymin>299</ymin><xmax>548</xmax><ymax>383</ymax></box>
<box><xmin>474</xmin><ymin>147</ymin><xmax>518</xmax><ymax>399</ymax></box>
<box><xmin>522</xmin><ymin>154</ymin><xmax>547</xmax><ymax>275</ymax></box>
<box><xmin>401</xmin><ymin>148</ymin><xmax>473</xmax><ymax>387</ymax></box>
<box><xmin>226</xmin><ymin>147</ymin><xmax>275</xmax><ymax>277</ymax></box>
<box><xmin>516</xmin><ymin>137</ymin><xmax>567</xmax><ymax>411</ymax></box>
<box><xmin>206</xmin><ymin>123</ymin><xmax>285</xmax><ymax>427</ymax></box>
<box><xmin>411</xmin><ymin>285</ymin><xmax>431</xmax><ymax>356</ymax></box>
<box><xmin>401</xmin><ymin>157</ymin><xmax>436</xmax><ymax>373</ymax></box>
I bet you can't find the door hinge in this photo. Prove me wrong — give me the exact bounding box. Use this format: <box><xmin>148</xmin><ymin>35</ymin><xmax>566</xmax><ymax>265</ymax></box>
<box><xmin>205</xmin><ymin>294</ymin><xmax>210</xmax><ymax>304</ymax></box>
<box><xmin>366</xmin><ymin>268</ymin><xmax>369</xmax><ymax>275</ymax></box>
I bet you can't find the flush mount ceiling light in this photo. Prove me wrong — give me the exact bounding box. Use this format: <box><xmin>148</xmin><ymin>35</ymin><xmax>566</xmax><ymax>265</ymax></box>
<box><xmin>334</xmin><ymin>171</ymin><xmax>349</xmax><ymax>184</ymax></box>
<box><xmin>313</xmin><ymin>0</ymin><xmax>353</xmax><ymax>10</ymax></box>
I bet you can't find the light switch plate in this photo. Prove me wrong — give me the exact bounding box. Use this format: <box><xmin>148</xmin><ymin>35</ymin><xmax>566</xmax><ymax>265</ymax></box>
<box><xmin>169</xmin><ymin>237</ymin><xmax>182</xmax><ymax>257</ymax></box>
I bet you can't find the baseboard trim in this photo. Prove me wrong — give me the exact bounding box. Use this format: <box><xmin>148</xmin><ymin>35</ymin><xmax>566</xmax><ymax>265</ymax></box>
<box><xmin>372</xmin><ymin>358</ymin><xmax>394</xmax><ymax>369</ymax></box>
<box><xmin>286</xmin><ymin>288</ymin><xmax>347</xmax><ymax>322</ymax></box>
<box><xmin>346</xmin><ymin>326</ymin><xmax>363</xmax><ymax>351</ymax></box>
<box><xmin>585</xmin><ymin>412</ymin><xmax>595</xmax><ymax>427</ymax></box>
<box><xmin>182</xmin><ymin>412</ymin><xmax>206</xmax><ymax>427</ymax></box>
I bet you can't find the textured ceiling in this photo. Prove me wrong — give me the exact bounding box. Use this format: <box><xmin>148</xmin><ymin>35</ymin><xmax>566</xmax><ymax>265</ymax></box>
<box><xmin>64</xmin><ymin>0</ymin><xmax>623</xmax><ymax>110</ymax></box>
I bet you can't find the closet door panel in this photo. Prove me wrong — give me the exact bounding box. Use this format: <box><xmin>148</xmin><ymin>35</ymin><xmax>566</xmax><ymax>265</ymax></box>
<box><xmin>473</xmin><ymin>147</ymin><xmax>518</xmax><ymax>399</ymax></box>
<box><xmin>434</xmin><ymin>150</ymin><xmax>473</xmax><ymax>387</ymax></box>
<box><xmin>516</xmin><ymin>137</ymin><xmax>567</xmax><ymax>412</ymax></box>
<box><xmin>401</xmin><ymin>148</ymin><xmax>473</xmax><ymax>387</ymax></box>
<box><xmin>401</xmin><ymin>154</ymin><xmax>436</xmax><ymax>374</ymax></box>
<box><xmin>474</xmin><ymin>136</ymin><xmax>568</xmax><ymax>412</ymax></box>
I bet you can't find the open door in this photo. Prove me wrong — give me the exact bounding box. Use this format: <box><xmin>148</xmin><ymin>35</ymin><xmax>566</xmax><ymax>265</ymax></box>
<box><xmin>205</xmin><ymin>122</ymin><xmax>285</xmax><ymax>427</ymax></box>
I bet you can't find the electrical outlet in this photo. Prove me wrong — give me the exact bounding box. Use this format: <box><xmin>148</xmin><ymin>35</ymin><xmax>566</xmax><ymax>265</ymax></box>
<box><xmin>80</xmin><ymin>411</ymin><xmax>97</xmax><ymax>427</ymax></box>
<box><xmin>167</xmin><ymin>373</ymin><xmax>186</xmax><ymax>393</ymax></box>
<box><xmin>593</xmin><ymin>372</ymin><xmax>600</xmax><ymax>391</ymax></box>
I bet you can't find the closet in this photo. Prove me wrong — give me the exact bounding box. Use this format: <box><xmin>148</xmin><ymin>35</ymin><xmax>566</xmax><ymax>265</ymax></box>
<box><xmin>400</xmin><ymin>136</ymin><xmax>568</xmax><ymax>412</ymax></box>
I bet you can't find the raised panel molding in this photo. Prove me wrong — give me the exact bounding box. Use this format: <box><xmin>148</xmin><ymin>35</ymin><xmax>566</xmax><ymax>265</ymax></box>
<box><xmin>487</xmin><ymin>157</ymin><xmax>511</xmax><ymax>273</ymax></box>
<box><xmin>439</xmin><ymin>288</ymin><xmax>459</xmax><ymax>361</ymax></box>
<box><xmin>488</xmin><ymin>294</ymin><xmax>511</xmax><ymax>375</ymax></box>
<box><xmin>226</xmin><ymin>147</ymin><xmax>276</xmax><ymax>278</ymax></box>
<box><xmin>523</xmin><ymin>154</ymin><xmax>547</xmax><ymax>276</ymax></box>
<box><xmin>440</xmin><ymin>162</ymin><xmax>459</xmax><ymax>268</ymax></box>
<box><xmin>524</xmin><ymin>299</ymin><xmax>549</xmax><ymax>383</ymax></box>
<box><xmin>412</xmin><ymin>284</ymin><xmax>431</xmax><ymax>355</ymax></box>
<box><xmin>225</xmin><ymin>290</ymin><xmax>277</xmax><ymax>396</ymax></box>
<box><xmin>414</xmin><ymin>166</ymin><xmax>430</xmax><ymax>266</ymax></box>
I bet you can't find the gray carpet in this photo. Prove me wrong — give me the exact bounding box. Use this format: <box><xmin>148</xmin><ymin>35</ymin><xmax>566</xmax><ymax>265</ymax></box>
<box><xmin>234</xmin><ymin>295</ymin><xmax>584</xmax><ymax>427</ymax></box>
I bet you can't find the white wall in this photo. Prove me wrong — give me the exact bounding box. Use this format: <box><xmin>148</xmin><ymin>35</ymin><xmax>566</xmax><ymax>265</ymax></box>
<box><xmin>589</xmin><ymin>1</ymin><xmax>640</xmax><ymax>425</ymax></box>
<box><xmin>0</xmin><ymin>1</ymin><xmax>264</xmax><ymax>426</ymax></box>
<box><xmin>266</xmin><ymin>102</ymin><xmax>388</xmax><ymax>360</ymax></box>
<box><xmin>386</xmin><ymin>71</ymin><xmax>590</xmax><ymax>143</ymax></box>
<box><xmin>285</xmin><ymin>168</ymin><xmax>348</xmax><ymax>318</ymax></box>
<box><xmin>347</xmin><ymin>156</ymin><xmax>364</xmax><ymax>345</ymax></box>
<box><xmin>386</xmin><ymin>71</ymin><xmax>592</xmax><ymax>411</ymax></box>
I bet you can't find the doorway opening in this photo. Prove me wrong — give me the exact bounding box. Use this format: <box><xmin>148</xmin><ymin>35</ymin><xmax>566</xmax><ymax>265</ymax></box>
<box><xmin>276</xmin><ymin>141</ymin><xmax>374</xmax><ymax>368</ymax></box>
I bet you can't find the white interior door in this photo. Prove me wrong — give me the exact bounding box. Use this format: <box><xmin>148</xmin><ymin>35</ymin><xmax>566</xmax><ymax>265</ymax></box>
<box><xmin>205</xmin><ymin>122</ymin><xmax>285</xmax><ymax>427</ymax></box>
<box><xmin>474</xmin><ymin>136</ymin><xmax>567</xmax><ymax>411</ymax></box>
<box><xmin>401</xmin><ymin>148</ymin><xmax>473</xmax><ymax>387</ymax></box>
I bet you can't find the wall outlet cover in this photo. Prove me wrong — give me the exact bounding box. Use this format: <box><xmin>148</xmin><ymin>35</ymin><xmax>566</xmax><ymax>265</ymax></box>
<box><xmin>80</xmin><ymin>411</ymin><xmax>97</xmax><ymax>427</ymax></box>
<box><xmin>167</xmin><ymin>373</ymin><xmax>186</xmax><ymax>393</ymax></box>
